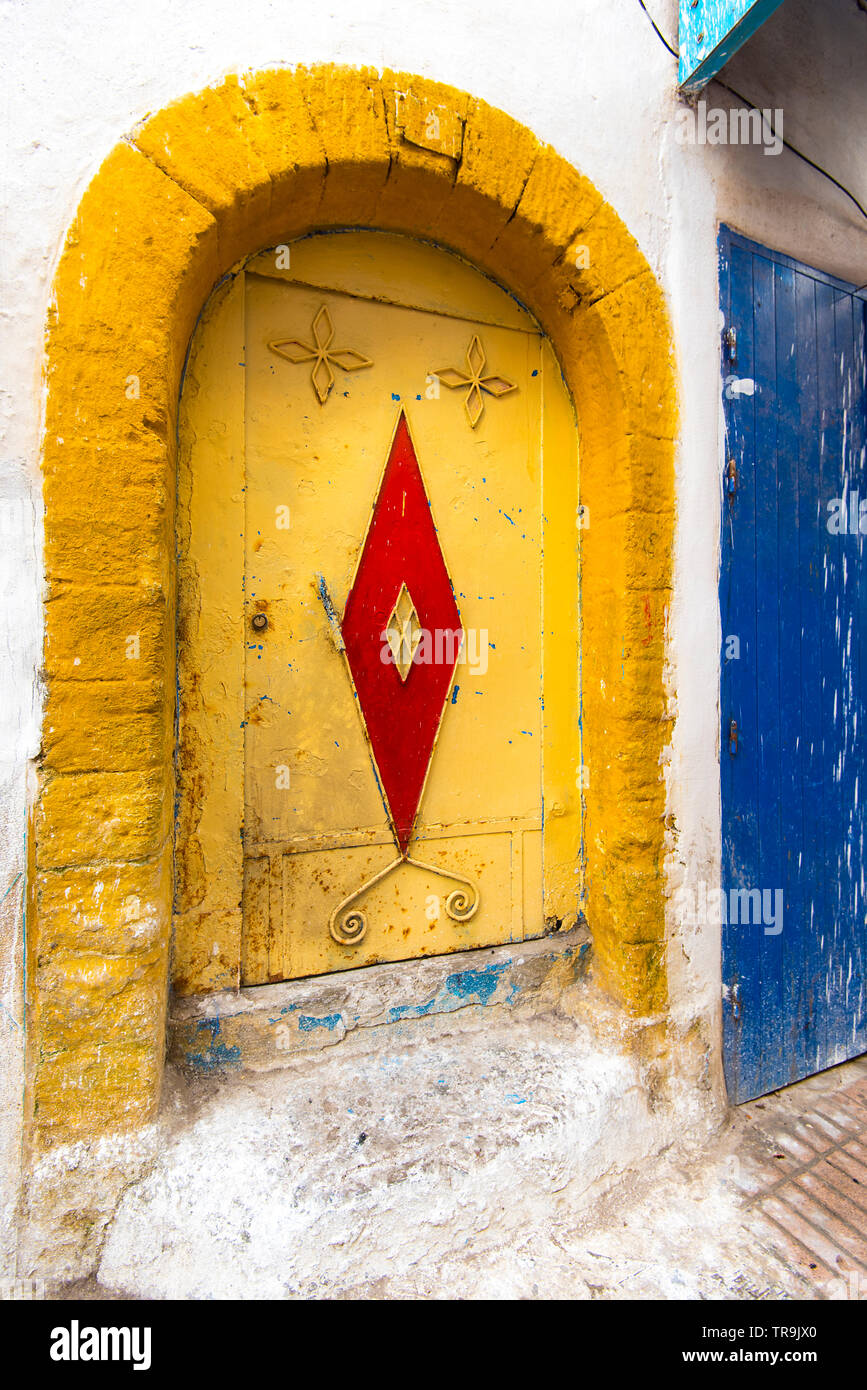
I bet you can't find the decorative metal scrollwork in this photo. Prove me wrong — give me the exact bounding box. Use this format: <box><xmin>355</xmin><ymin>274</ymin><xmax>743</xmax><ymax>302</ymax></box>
<box><xmin>329</xmin><ymin>854</ymin><xmax>480</xmax><ymax>947</ymax></box>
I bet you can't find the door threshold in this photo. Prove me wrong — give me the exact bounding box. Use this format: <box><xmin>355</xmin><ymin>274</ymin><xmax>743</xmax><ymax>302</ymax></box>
<box><xmin>169</xmin><ymin>925</ymin><xmax>591</xmax><ymax>1075</ymax></box>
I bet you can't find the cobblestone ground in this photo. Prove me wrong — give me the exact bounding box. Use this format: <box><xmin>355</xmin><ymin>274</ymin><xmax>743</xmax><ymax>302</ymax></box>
<box><xmin>729</xmin><ymin>1056</ymin><xmax>867</xmax><ymax>1298</ymax></box>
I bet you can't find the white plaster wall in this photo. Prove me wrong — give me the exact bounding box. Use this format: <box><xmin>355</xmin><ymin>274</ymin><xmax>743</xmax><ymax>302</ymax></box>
<box><xmin>0</xmin><ymin>0</ymin><xmax>864</xmax><ymax>1270</ymax></box>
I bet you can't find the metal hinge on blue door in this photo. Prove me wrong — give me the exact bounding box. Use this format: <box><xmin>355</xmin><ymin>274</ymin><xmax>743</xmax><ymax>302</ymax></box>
<box><xmin>719</xmin><ymin>227</ymin><xmax>867</xmax><ymax>1103</ymax></box>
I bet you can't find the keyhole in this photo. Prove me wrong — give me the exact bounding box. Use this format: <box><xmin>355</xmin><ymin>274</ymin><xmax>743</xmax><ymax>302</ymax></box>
<box><xmin>251</xmin><ymin>613</ymin><xmax>268</xmax><ymax>632</ymax></box>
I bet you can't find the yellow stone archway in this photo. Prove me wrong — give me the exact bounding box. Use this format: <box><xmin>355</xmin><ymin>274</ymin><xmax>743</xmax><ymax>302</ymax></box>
<box><xmin>33</xmin><ymin>66</ymin><xmax>676</xmax><ymax>1142</ymax></box>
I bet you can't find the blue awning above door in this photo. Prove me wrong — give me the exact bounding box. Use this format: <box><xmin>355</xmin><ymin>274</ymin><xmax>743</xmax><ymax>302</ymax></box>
<box><xmin>679</xmin><ymin>0</ymin><xmax>787</xmax><ymax>93</ymax></box>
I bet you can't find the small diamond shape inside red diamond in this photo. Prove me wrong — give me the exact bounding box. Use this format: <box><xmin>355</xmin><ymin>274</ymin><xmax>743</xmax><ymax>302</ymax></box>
<box><xmin>342</xmin><ymin>411</ymin><xmax>462</xmax><ymax>854</ymax></box>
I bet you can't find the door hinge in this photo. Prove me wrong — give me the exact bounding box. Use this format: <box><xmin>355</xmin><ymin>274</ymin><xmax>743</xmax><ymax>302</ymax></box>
<box><xmin>728</xmin><ymin>718</ymin><xmax>738</xmax><ymax>756</ymax></box>
<box><xmin>724</xmin><ymin>325</ymin><xmax>738</xmax><ymax>367</ymax></box>
<box><xmin>726</xmin><ymin>457</ymin><xmax>738</xmax><ymax>498</ymax></box>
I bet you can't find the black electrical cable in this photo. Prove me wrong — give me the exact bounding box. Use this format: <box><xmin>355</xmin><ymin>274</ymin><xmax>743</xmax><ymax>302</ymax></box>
<box><xmin>717</xmin><ymin>79</ymin><xmax>867</xmax><ymax>223</ymax></box>
<box><xmin>634</xmin><ymin>0</ymin><xmax>867</xmax><ymax>225</ymax></box>
<box><xmin>636</xmin><ymin>0</ymin><xmax>678</xmax><ymax>58</ymax></box>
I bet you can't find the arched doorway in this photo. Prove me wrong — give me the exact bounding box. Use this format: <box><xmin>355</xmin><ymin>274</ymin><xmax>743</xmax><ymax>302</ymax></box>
<box><xmin>34</xmin><ymin>67</ymin><xmax>675</xmax><ymax>1140</ymax></box>
<box><xmin>175</xmin><ymin>231</ymin><xmax>580</xmax><ymax>989</ymax></box>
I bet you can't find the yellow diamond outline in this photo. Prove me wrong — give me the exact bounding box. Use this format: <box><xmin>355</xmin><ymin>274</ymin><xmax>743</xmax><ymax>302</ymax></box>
<box><xmin>385</xmin><ymin>581</ymin><xmax>423</xmax><ymax>682</ymax></box>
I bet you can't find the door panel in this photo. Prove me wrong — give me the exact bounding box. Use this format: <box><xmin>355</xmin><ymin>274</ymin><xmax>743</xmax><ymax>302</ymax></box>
<box><xmin>242</xmin><ymin>273</ymin><xmax>543</xmax><ymax>979</ymax></box>
<box><xmin>720</xmin><ymin>227</ymin><xmax>867</xmax><ymax>1101</ymax></box>
<box><xmin>243</xmin><ymin>274</ymin><xmax>544</xmax><ymax>838</ymax></box>
<box><xmin>241</xmin><ymin>828</ymin><xmax>548</xmax><ymax>983</ymax></box>
<box><xmin>176</xmin><ymin>231</ymin><xmax>580</xmax><ymax>990</ymax></box>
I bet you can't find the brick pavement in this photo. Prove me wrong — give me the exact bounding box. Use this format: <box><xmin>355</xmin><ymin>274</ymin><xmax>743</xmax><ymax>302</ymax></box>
<box><xmin>735</xmin><ymin>1057</ymin><xmax>867</xmax><ymax>1298</ymax></box>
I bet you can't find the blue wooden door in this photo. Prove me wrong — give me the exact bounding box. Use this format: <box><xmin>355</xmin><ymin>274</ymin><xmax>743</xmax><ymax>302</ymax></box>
<box><xmin>719</xmin><ymin>227</ymin><xmax>867</xmax><ymax>1102</ymax></box>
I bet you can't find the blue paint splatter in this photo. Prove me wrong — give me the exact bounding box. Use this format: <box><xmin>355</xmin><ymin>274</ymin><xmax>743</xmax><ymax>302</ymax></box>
<box><xmin>267</xmin><ymin>1003</ymin><xmax>303</xmax><ymax>1024</ymax></box>
<box><xmin>388</xmin><ymin>996</ymin><xmax>439</xmax><ymax>1023</ymax></box>
<box><xmin>444</xmin><ymin>961</ymin><xmax>509</xmax><ymax>1003</ymax></box>
<box><xmin>184</xmin><ymin>1040</ymin><xmax>242</xmax><ymax>1072</ymax></box>
<box><xmin>185</xmin><ymin>1019</ymin><xmax>241</xmax><ymax>1073</ymax></box>
<box><xmin>451</xmin><ymin>686</ymin><xmax>459</xmax><ymax>704</ymax></box>
<box><xmin>298</xmin><ymin>1013</ymin><xmax>342</xmax><ymax>1032</ymax></box>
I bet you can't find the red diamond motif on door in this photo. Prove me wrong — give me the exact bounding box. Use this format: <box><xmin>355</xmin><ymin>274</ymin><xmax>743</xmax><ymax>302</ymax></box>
<box><xmin>342</xmin><ymin>410</ymin><xmax>462</xmax><ymax>855</ymax></box>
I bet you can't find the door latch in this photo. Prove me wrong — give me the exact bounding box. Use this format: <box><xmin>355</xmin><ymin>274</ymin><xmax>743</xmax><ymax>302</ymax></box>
<box><xmin>728</xmin><ymin>719</ymin><xmax>738</xmax><ymax>755</ymax></box>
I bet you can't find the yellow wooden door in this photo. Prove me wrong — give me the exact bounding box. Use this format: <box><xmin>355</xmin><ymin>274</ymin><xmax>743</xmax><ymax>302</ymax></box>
<box><xmin>176</xmin><ymin>231</ymin><xmax>580</xmax><ymax>991</ymax></box>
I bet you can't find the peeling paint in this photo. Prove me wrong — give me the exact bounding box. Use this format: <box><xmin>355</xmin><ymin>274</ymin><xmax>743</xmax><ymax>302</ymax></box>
<box><xmin>297</xmin><ymin>1013</ymin><xmax>342</xmax><ymax>1032</ymax></box>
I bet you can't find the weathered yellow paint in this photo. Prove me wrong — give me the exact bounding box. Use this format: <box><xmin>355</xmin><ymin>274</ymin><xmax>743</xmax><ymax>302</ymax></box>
<box><xmin>178</xmin><ymin>231</ymin><xmax>579</xmax><ymax>986</ymax></box>
<box><xmin>36</xmin><ymin>771</ymin><xmax>170</xmax><ymax>870</ymax></box>
<box><xmin>259</xmin><ymin>229</ymin><xmax>534</xmax><ymax>330</ymax></box>
<box><xmin>540</xmin><ymin>339</ymin><xmax>581</xmax><ymax>926</ymax></box>
<box><xmin>35</xmin><ymin>850</ymin><xmax>173</xmax><ymax>958</ymax></box>
<box><xmin>174</xmin><ymin>272</ymin><xmax>246</xmax><ymax>996</ymax></box>
<box><xmin>395</xmin><ymin>89</ymin><xmax>464</xmax><ymax>160</ymax></box>
<box><xmin>34</xmin><ymin>65</ymin><xmax>676</xmax><ymax>1142</ymax></box>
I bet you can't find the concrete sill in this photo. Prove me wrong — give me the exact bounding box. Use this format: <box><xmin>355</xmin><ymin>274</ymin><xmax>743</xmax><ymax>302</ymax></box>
<box><xmin>169</xmin><ymin>925</ymin><xmax>591</xmax><ymax>1075</ymax></box>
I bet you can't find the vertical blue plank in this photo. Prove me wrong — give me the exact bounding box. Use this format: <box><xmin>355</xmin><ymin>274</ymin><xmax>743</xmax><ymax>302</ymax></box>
<box><xmin>794</xmin><ymin>273</ymin><xmax>825</xmax><ymax>1081</ymax></box>
<box><xmin>752</xmin><ymin>254</ymin><xmax>784</xmax><ymax>1094</ymax></box>
<box><xmin>721</xmin><ymin>238</ymin><xmax>760</xmax><ymax>1099</ymax></box>
<box><xmin>719</xmin><ymin>230</ymin><xmax>739</xmax><ymax>1095</ymax></box>
<box><xmin>719</xmin><ymin>231</ymin><xmax>738</xmax><ymax>1094</ymax></box>
<box><xmin>815</xmin><ymin>280</ymin><xmax>844</xmax><ymax>1074</ymax></box>
<box><xmin>853</xmin><ymin>297</ymin><xmax>867</xmax><ymax>1054</ymax></box>
<box><xmin>773</xmin><ymin>263</ymin><xmax>803</xmax><ymax>1085</ymax></box>
<box><xmin>834</xmin><ymin>292</ymin><xmax>867</xmax><ymax>1063</ymax></box>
